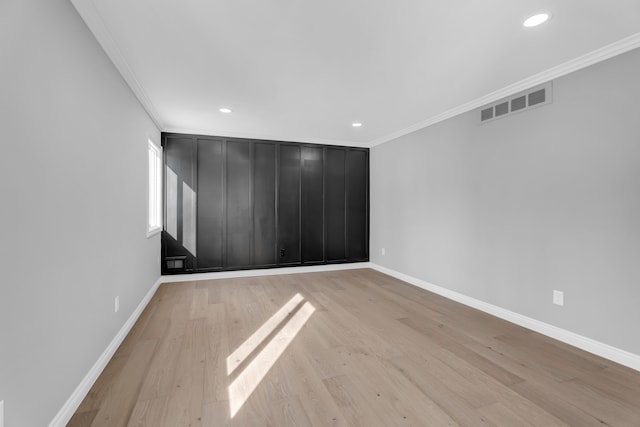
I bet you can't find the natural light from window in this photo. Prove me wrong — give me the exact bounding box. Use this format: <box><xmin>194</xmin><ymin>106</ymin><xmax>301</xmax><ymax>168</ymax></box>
<box><xmin>226</xmin><ymin>293</ymin><xmax>305</xmax><ymax>376</ymax></box>
<box><xmin>147</xmin><ymin>140</ymin><xmax>162</xmax><ymax>236</ymax></box>
<box><xmin>227</xmin><ymin>294</ymin><xmax>315</xmax><ymax>418</ymax></box>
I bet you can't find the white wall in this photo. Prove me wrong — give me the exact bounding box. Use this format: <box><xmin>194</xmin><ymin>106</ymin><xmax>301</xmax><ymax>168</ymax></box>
<box><xmin>371</xmin><ymin>47</ymin><xmax>640</xmax><ymax>356</ymax></box>
<box><xmin>0</xmin><ymin>0</ymin><xmax>160</xmax><ymax>425</ymax></box>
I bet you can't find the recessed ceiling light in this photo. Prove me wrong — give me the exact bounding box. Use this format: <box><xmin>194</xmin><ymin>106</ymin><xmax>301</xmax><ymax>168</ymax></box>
<box><xmin>219</xmin><ymin>107</ymin><xmax>232</xmax><ymax>113</ymax></box>
<box><xmin>523</xmin><ymin>13</ymin><xmax>550</xmax><ymax>27</ymax></box>
<box><xmin>352</xmin><ymin>122</ymin><xmax>362</xmax><ymax>127</ymax></box>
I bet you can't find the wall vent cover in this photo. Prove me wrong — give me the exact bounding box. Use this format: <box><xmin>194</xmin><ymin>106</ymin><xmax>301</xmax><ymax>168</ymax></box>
<box><xmin>479</xmin><ymin>82</ymin><xmax>553</xmax><ymax>124</ymax></box>
<box><xmin>165</xmin><ymin>256</ymin><xmax>186</xmax><ymax>270</ymax></box>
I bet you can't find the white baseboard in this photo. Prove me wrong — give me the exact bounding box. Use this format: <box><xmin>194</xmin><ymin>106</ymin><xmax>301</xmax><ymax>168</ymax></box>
<box><xmin>48</xmin><ymin>276</ymin><xmax>163</xmax><ymax>427</ymax></box>
<box><xmin>160</xmin><ymin>262</ymin><xmax>373</xmax><ymax>283</ymax></box>
<box><xmin>48</xmin><ymin>262</ymin><xmax>370</xmax><ymax>425</ymax></box>
<box><xmin>50</xmin><ymin>260</ymin><xmax>639</xmax><ymax>427</ymax></box>
<box><xmin>369</xmin><ymin>263</ymin><xmax>640</xmax><ymax>372</ymax></box>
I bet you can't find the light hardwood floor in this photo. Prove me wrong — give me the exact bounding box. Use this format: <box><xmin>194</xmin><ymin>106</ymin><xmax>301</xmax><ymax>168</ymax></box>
<box><xmin>68</xmin><ymin>269</ymin><xmax>640</xmax><ymax>426</ymax></box>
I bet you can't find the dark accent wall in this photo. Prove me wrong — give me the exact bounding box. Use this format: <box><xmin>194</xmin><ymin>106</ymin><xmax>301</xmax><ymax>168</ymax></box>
<box><xmin>161</xmin><ymin>133</ymin><xmax>369</xmax><ymax>274</ymax></box>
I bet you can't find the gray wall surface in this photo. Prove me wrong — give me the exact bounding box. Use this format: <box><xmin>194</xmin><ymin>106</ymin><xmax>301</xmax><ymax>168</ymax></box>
<box><xmin>371</xmin><ymin>47</ymin><xmax>640</xmax><ymax>356</ymax></box>
<box><xmin>0</xmin><ymin>0</ymin><xmax>161</xmax><ymax>425</ymax></box>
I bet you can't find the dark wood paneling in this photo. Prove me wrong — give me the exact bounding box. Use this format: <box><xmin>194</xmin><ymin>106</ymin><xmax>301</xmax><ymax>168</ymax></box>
<box><xmin>278</xmin><ymin>144</ymin><xmax>301</xmax><ymax>265</ymax></box>
<box><xmin>164</xmin><ymin>136</ymin><xmax>194</xmax><ymax>245</ymax></box>
<box><xmin>302</xmin><ymin>146</ymin><xmax>324</xmax><ymax>263</ymax></box>
<box><xmin>196</xmin><ymin>138</ymin><xmax>224</xmax><ymax>269</ymax></box>
<box><xmin>325</xmin><ymin>147</ymin><xmax>346</xmax><ymax>261</ymax></box>
<box><xmin>226</xmin><ymin>140</ymin><xmax>252</xmax><ymax>267</ymax></box>
<box><xmin>347</xmin><ymin>150</ymin><xmax>369</xmax><ymax>260</ymax></box>
<box><xmin>161</xmin><ymin>133</ymin><xmax>368</xmax><ymax>273</ymax></box>
<box><xmin>253</xmin><ymin>143</ymin><xmax>277</xmax><ymax>266</ymax></box>
<box><xmin>162</xmin><ymin>136</ymin><xmax>196</xmax><ymax>272</ymax></box>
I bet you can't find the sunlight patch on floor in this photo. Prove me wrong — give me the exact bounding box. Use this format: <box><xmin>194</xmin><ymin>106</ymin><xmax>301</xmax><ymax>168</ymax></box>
<box><xmin>226</xmin><ymin>293</ymin><xmax>305</xmax><ymax>375</ymax></box>
<box><xmin>228</xmin><ymin>300</ymin><xmax>315</xmax><ymax>418</ymax></box>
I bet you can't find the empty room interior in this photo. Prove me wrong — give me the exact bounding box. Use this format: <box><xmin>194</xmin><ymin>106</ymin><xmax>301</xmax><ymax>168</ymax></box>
<box><xmin>3</xmin><ymin>0</ymin><xmax>640</xmax><ymax>426</ymax></box>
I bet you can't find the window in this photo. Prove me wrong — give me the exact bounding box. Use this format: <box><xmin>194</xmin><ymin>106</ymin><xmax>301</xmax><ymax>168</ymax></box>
<box><xmin>147</xmin><ymin>140</ymin><xmax>162</xmax><ymax>236</ymax></box>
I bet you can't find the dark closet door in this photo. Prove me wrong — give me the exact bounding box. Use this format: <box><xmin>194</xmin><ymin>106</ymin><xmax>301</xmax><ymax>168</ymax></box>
<box><xmin>301</xmin><ymin>146</ymin><xmax>324</xmax><ymax>263</ymax></box>
<box><xmin>347</xmin><ymin>149</ymin><xmax>369</xmax><ymax>260</ymax></box>
<box><xmin>253</xmin><ymin>142</ymin><xmax>277</xmax><ymax>266</ymax></box>
<box><xmin>226</xmin><ymin>140</ymin><xmax>252</xmax><ymax>267</ymax></box>
<box><xmin>196</xmin><ymin>138</ymin><xmax>224</xmax><ymax>269</ymax></box>
<box><xmin>163</xmin><ymin>136</ymin><xmax>196</xmax><ymax>270</ymax></box>
<box><xmin>162</xmin><ymin>132</ymin><xmax>368</xmax><ymax>274</ymax></box>
<box><xmin>325</xmin><ymin>147</ymin><xmax>346</xmax><ymax>261</ymax></box>
<box><xmin>278</xmin><ymin>144</ymin><xmax>301</xmax><ymax>265</ymax></box>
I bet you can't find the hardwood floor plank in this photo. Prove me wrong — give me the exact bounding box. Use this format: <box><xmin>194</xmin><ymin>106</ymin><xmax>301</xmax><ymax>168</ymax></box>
<box><xmin>390</xmin><ymin>355</ymin><xmax>498</xmax><ymax>426</ymax></box>
<box><xmin>162</xmin><ymin>318</ymin><xmax>206</xmax><ymax>427</ymax></box>
<box><xmin>269</xmin><ymin>395</ymin><xmax>313</xmax><ymax>427</ymax></box>
<box><xmin>555</xmin><ymin>377</ymin><xmax>640</xmax><ymax>426</ymax></box>
<box><xmin>427</xmin><ymin>346</ymin><xmax>568</xmax><ymax>426</ymax></box>
<box><xmin>113</xmin><ymin>299</ymin><xmax>158</xmax><ymax>359</ymax></box>
<box><xmin>202</xmin><ymin>401</ymin><xmax>231</xmax><ymax>426</ymax></box>
<box><xmin>398</xmin><ymin>314</ymin><xmax>527</xmax><ymax>388</ymax></box>
<box><xmin>126</xmin><ymin>397</ymin><xmax>168</xmax><ymax>427</ymax></box>
<box><xmin>70</xmin><ymin>269</ymin><xmax>640</xmax><ymax>426</ymax></box>
<box><xmin>90</xmin><ymin>339</ymin><xmax>158</xmax><ymax>427</ymax></box>
<box><xmin>352</xmin><ymin>354</ymin><xmax>459</xmax><ymax>426</ymax></box>
<box><xmin>203</xmin><ymin>303</ymin><xmax>230</xmax><ymax>404</ymax></box>
<box><xmin>136</xmin><ymin>304</ymin><xmax>189</xmax><ymax>401</ymax></box>
<box><xmin>510</xmin><ymin>380</ymin><xmax>612</xmax><ymax>426</ymax></box>
<box><xmin>478</xmin><ymin>402</ymin><xmax>537</xmax><ymax>427</ymax></box>
<box><xmin>278</xmin><ymin>346</ymin><xmax>350</xmax><ymax>427</ymax></box>
<box><xmin>572</xmin><ymin>369</ymin><xmax>640</xmax><ymax>409</ymax></box>
<box><xmin>323</xmin><ymin>375</ymin><xmax>398</xmax><ymax>427</ymax></box>
<box><xmin>67</xmin><ymin>409</ymin><xmax>98</xmax><ymax>427</ymax></box>
<box><xmin>415</xmin><ymin>351</ymin><xmax>499</xmax><ymax>409</ymax></box>
<box><xmin>71</xmin><ymin>355</ymin><xmax>128</xmax><ymax>415</ymax></box>
<box><xmin>190</xmin><ymin>284</ymin><xmax>209</xmax><ymax>319</ymax></box>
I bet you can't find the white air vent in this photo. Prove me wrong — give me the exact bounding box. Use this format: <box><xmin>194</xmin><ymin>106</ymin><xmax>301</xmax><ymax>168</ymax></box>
<box><xmin>480</xmin><ymin>82</ymin><xmax>553</xmax><ymax>124</ymax></box>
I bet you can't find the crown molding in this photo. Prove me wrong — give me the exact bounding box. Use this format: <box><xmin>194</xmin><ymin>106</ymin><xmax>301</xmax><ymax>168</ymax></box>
<box><xmin>70</xmin><ymin>0</ymin><xmax>165</xmax><ymax>130</ymax></box>
<box><xmin>369</xmin><ymin>32</ymin><xmax>640</xmax><ymax>147</ymax></box>
<box><xmin>69</xmin><ymin>1</ymin><xmax>640</xmax><ymax>149</ymax></box>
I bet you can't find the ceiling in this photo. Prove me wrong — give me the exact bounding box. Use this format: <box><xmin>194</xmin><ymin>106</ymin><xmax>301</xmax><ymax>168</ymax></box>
<box><xmin>71</xmin><ymin>0</ymin><xmax>640</xmax><ymax>147</ymax></box>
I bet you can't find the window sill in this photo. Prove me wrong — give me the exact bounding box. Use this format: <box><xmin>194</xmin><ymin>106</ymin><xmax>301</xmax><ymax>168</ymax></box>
<box><xmin>147</xmin><ymin>227</ymin><xmax>162</xmax><ymax>238</ymax></box>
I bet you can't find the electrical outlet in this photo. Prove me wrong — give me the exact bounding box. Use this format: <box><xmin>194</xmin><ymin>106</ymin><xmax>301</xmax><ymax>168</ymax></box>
<box><xmin>115</xmin><ymin>296</ymin><xmax>120</xmax><ymax>313</ymax></box>
<box><xmin>1</xmin><ymin>400</ymin><xmax>4</xmax><ymax>427</ymax></box>
<box><xmin>381</xmin><ymin>247</ymin><xmax>386</xmax><ymax>256</ymax></box>
<box><xmin>553</xmin><ymin>290</ymin><xmax>564</xmax><ymax>306</ymax></box>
